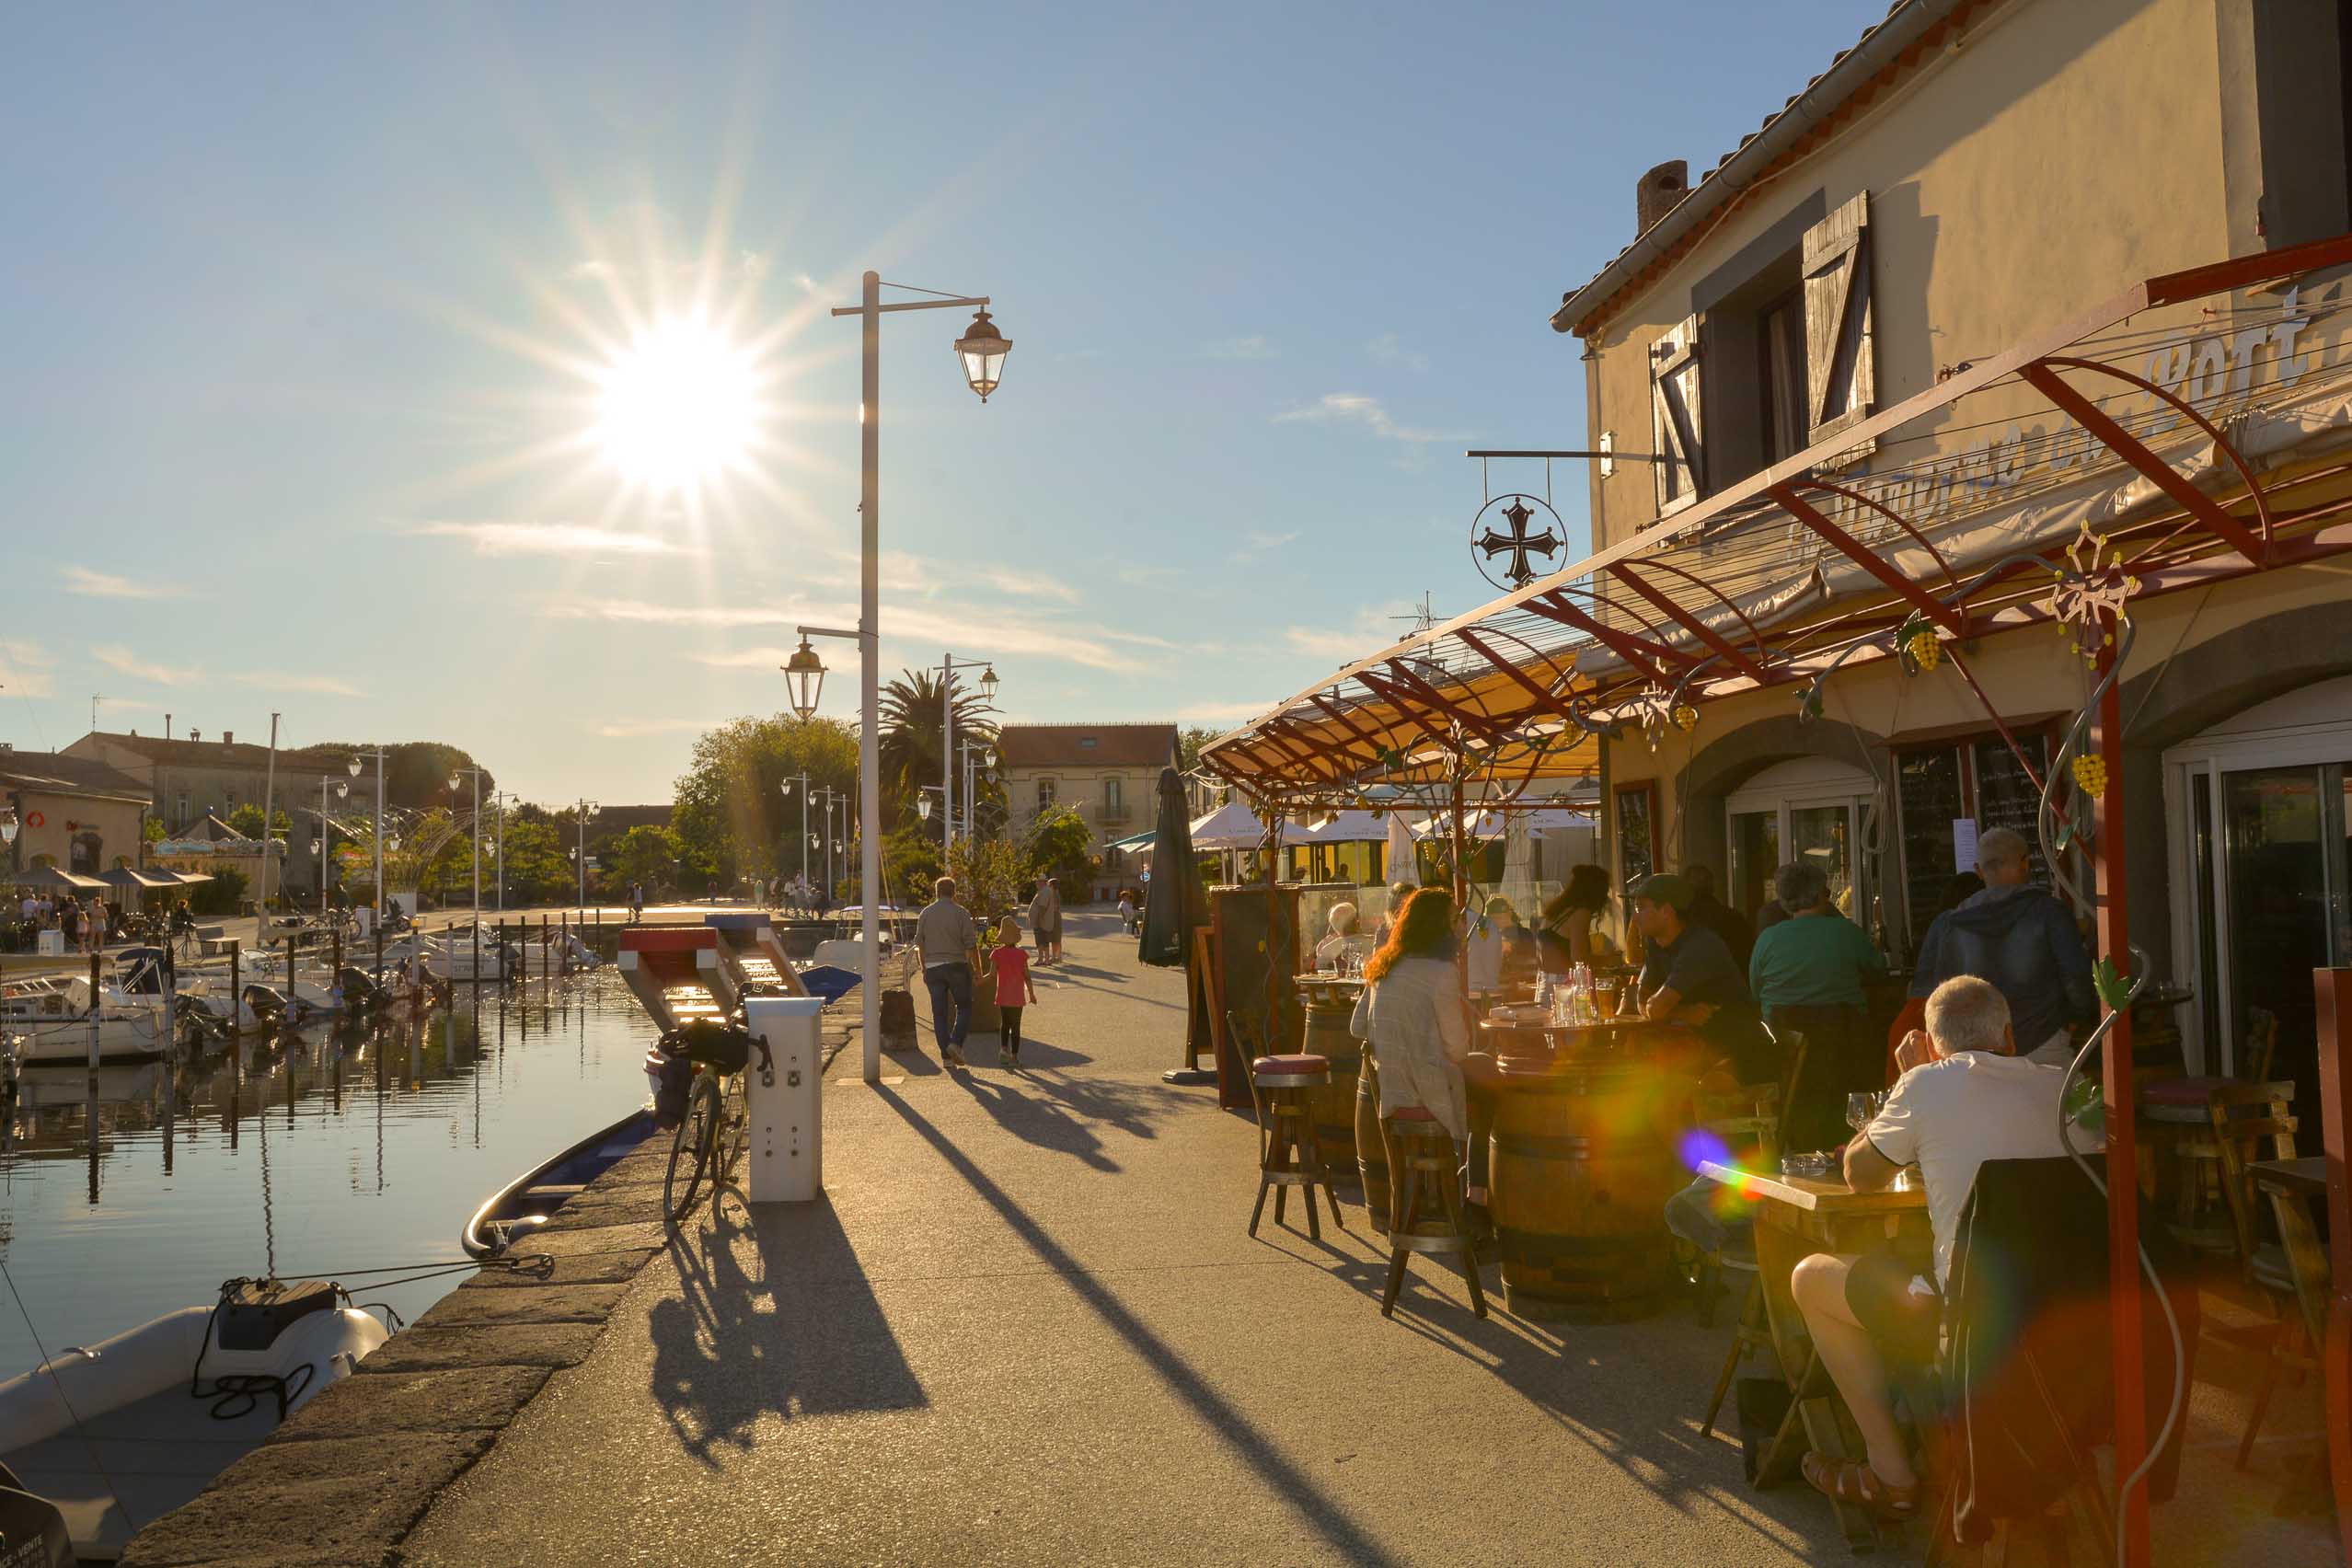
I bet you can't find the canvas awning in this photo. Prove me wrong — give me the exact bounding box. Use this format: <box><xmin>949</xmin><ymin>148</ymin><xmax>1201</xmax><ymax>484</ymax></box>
<box><xmin>12</xmin><ymin>863</ymin><xmax>108</xmax><ymax>892</ymax></box>
<box><xmin>98</xmin><ymin>867</ymin><xmax>178</xmax><ymax>891</ymax></box>
<box><xmin>1199</xmin><ymin>233</ymin><xmax>2352</xmax><ymax>805</ymax></box>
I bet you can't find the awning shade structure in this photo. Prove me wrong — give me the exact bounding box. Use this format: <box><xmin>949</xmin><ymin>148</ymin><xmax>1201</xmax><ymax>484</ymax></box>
<box><xmin>1200</xmin><ymin>232</ymin><xmax>2352</xmax><ymax>806</ymax></box>
<box><xmin>12</xmin><ymin>863</ymin><xmax>109</xmax><ymax>892</ymax></box>
<box><xmin>1410</xmin><ymin>806</ymin><xmax>1594</xmax><ymax>842</ymax></box>
<box><xmin>98</xmin><ymin>867</ymin><xmax>178</xmax><ymax>891</ymax></box>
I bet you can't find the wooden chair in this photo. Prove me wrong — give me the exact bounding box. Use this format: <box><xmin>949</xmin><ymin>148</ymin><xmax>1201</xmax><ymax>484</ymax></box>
<box><xmin>1228</xmin><ymin>1009</ymin><xmax>1343</xmax><ymax>1241</ymax></box>
<box><xmin>2141</xmin><ymin>1008</ymin><xmax>2277</xmax><ymax>1251</ymax></box>
<box><xmin>2205</xmin><ymin>1078</ymin><xmax>2324</xmax><ymax>1469</ymax></box>
<box><xmin>1696</xmin><ymin>1028</ymin><xmax>1807</xmax><ymax>1435</ymax></box>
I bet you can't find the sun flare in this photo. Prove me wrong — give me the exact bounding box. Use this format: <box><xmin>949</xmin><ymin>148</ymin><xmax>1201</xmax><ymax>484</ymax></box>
<box><xmin>593</xmin><ymin>315</ymin><xmax>763</xmax><ymax>494</ymax></box>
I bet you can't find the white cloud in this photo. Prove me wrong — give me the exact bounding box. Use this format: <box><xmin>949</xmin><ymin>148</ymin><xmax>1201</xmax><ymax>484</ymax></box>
<box><xmin>594</xmin><ymin>718</ymin><xmax>729</xmax><ymax>738</ymax></box>
<box><xmin>405</xmin><ymin>521</ymin><xmax>692</xmax><ymax>559</ymax></box>
<box><xmin>0</xmin><ymin>639</ymin><xmax>55</xmax><ymax>698</ymax></box>
<box><xmin>1274</xmin><ymin>392</ymin><xmax>1458</xmax><ymax>445</ymax></box>
<box><xmin>1284</xmin><ymin>625</ymin><xmax>1378</xmax><ymax>662</ymax></box>
<box><xmin>974</xmin><ymin>567</ymin><xmax>1079</xmax><ymax>604</ymax></box>
<box><xmin>93</xmin><ymin>644</ymin><xmax>199</xmax><ymax>686</ymax></box>
<box><xmin>1177</xmin><ymin>698</ymin><xmax>1275</xmax><ymax>724</ymax></box>
<box><xmin>544</xmin><ymin>599</ymin><xmax>791</xmax><ymax>628</ymax></box>
<box><xmin>1232</xmin><ymin>530</ymin><xmax>1298</xmax><ymax>565</ymax></box>
<box><xmin>1203</xmin><ymin>335</ymin><xmax>1275</xmax><ymax>361</ymax></box>
<box><xmin>1366</xmin><ymin>333</ymin><xmax>1429</xmax><ymax>372</ymax></box>
<box><xmin>63</xmin><ymin>567</ymin><xmax>185</xmax><ymax>601</ymax></box>
<box><xmin>233</xmin><ymin>671</ymin><xmax>365</xmax><ymax>698</ymax></box>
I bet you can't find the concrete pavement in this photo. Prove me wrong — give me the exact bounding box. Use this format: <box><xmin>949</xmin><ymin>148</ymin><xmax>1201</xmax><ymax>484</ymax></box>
<box><xmin>395</xmin><ymin>916</ymin><xmax>1850</xmax><ymax>1566</ymax></box>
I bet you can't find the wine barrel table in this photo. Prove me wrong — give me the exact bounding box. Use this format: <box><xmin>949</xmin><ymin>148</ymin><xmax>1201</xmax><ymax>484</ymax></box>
<box><xmin>1297</xmin><ymin>976</ymin><xmax>1365</xmax><ymax>1186</ymax></box>
<box><xmin>1482</xmin><ymin>1050</ymin><xmax>1692</xmax><ymax>1321</ymax></box>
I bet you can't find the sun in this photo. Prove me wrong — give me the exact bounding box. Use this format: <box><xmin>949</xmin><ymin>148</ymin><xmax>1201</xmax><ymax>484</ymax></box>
<box><xmin>593</xmin><ymin>315</ymin><xmax>763</xmax><ymax>494</ymax></box>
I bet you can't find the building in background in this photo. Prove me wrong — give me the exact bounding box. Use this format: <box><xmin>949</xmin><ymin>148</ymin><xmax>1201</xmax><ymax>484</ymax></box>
<box><xmin>997</xmin><ymin>723</ymin><xmax>1178</xmax><ymax>900</ymax></box>
<box><xmin>65</xmin><ymin>729</ymin><xmax>342</xmax><ymax>831</ymax></box>
<box><xmin>0</xmin><ymin>747</ymin><xmax>151</xmax><ymax>879</ymax></box>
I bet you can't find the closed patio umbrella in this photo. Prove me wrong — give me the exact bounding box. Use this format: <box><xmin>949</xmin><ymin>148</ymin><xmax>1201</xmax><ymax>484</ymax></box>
<box><xmin>1139</xmin><ymin>766</ymin><xmax>1215</xmax><ymax>1084</ymax></box>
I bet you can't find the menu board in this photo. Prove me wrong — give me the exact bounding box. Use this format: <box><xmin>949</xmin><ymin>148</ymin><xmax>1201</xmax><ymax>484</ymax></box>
<box><xmin>1897</xmin><ymin>747</ymin><xmax>1964</xmax><ymax>949</ymax></box>
<box><xmin>1971</xmin><ymin>734</ymin><xmax>2051</xmax><ymax>879</ymax></box>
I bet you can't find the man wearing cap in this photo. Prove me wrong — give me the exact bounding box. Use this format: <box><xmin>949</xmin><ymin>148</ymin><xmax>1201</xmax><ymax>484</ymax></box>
<box><xmin>1627</xmin><ymin>871</ymin><xmax>1770</xmax><ymax>1081</ymax></box>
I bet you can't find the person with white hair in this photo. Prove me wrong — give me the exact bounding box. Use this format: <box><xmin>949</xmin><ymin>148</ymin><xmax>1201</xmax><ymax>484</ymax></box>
<box><xmin>1315</xmin><ymin>901</ymin><xmax>1363</xmax><ymax>968</ymax></box>
<box><xmin>1908</xmin><ymin>825</ymin><xmax>2095</xmax><ymax>1065</ymax></box>
<box><xmin>1789</xmin><ymin>975</ymin><xmax>2098</xmax><ymax>1522</ymax></box>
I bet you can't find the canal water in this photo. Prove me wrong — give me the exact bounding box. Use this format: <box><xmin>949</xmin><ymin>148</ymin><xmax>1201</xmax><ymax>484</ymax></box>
<box><xmin>0</xmin><ymin>971</ymin><xmax>658</xmax><ymax>1375</ymax></box>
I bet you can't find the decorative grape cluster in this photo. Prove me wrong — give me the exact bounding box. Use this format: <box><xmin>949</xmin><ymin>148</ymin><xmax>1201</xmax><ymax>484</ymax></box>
<box><xmin>1905</xmin><ymin>628</ymin><xmax>1942</xmax><ymax>672</ymax></box>
<box><xmin>1672</xmin><ymin>705</ymin><xmax>1699</xmax><ymax>732</ymax></box>
<box><xmin>2070</xmin><ymin>753</ymin><xmax>2107</xmax><ymax>797</ymax></box>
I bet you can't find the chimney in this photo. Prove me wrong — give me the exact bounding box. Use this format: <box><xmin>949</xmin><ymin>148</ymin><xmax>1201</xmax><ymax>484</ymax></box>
<box><xmin>222</xmin><ymin>731</ymin><xmax>234</xmax><ymax>746</ymax></box>
<box><xmin>166</xmin><ymin>713</ymin><xmax>172</xmax><ymax>742</ymax></box>
<box><xmin>189</xmin><ymin>729</ymin><xmax>201</xmax><ymax>743</ymax></box>
<box><xmin>1636</xmin><ymin>159</ymin><xmax>1689</xmax><ymax>236</ymax></box>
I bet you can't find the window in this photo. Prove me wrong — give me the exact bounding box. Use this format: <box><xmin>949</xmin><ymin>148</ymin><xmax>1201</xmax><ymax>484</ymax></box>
<box><xmin>1103</xmin><ymin>777</ymin><xmax>1124</xmax><ymax>819</ymax></box>
<box><xmin>1892</xmin><ymin>730</ymin><xmax>2052</xmax><ymax>950</ymax></box>
<box><xmin>1036</xmin><ymin>778</ymin><xmax>1056</xmax><ymax>812</ymax></box>
<box><xmin>1654</xmin><ymin>190</ymin><xmax>1878</xmax><ymax>510</ymax></box>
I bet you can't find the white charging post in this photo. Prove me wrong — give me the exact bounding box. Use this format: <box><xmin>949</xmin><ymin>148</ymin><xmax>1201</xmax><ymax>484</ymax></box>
<box><xmin>742</xmin><ymin>996</ymin><xmax>824</xmax><ymax>1202</ymax></box>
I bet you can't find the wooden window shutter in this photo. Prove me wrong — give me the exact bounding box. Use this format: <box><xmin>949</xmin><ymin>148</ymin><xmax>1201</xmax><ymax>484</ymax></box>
<box><xmin>1649</xmin><ymin>314</ymin><xmax>1705</xmax><ymax>518</ymax></box>
<box><xmin>1802</xmin><ymin>191</ymin><xmax>1877</xmax><ymax>457</ymax></box>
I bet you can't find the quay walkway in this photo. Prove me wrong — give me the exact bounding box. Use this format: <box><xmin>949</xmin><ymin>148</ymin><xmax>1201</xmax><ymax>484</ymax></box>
<box><xmin>120</xmin><ymin>917</ymin><xmax>2336</xmax><ymax>1565</ymax></box>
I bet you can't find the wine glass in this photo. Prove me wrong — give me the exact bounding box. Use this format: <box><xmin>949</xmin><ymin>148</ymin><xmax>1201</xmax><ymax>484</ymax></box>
<box><xmin>1845</xmin><ymin>1091</ymin><xmax>1878</xmax><ymax>1135</ymax></box>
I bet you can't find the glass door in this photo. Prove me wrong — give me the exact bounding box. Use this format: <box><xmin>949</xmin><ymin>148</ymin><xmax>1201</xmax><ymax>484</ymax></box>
<box><xmin>1727</xmin><ymin>810</ymin><xmax>1780</xmax><ymax>922</ymax></box>
<box><xmin>1789</xmin><ymin>801</ymin><xmax>1858</xmax><ymax>917</ymax></box>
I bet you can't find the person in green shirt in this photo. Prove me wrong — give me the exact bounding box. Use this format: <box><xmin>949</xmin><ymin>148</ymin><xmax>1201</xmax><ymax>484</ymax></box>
<box><xmin>1747</xmin><ymin>860</ymin><xmax>1887</xmax><ymax>1149</ymax></box>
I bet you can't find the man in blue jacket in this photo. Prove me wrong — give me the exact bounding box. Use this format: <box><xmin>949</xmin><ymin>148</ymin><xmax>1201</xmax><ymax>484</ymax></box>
<box><xmin>1908</xmin><ymin>826</ymin><xmax>2095</xmax><ymax>1064</ymax></box>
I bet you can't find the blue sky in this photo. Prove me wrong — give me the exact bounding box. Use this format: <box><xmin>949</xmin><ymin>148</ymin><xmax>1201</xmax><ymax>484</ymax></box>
<box><xmin>0</xmin><ymin>2</ymin><xmax>1881</xmax><ymax>802</ymax></box>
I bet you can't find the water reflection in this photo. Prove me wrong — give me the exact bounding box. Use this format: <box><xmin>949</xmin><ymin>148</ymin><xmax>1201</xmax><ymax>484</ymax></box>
<box><xmin>0</xmin><ymin>972</ymin><xmax>651</xmax><ymax>1371</ymax></box>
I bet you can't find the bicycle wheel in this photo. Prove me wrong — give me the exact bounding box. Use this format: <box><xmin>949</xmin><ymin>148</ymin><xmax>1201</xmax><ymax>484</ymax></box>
<box><xmin>711</xmin><ymin>1073</ymin><xmax>748</xmax><ymax>1187</ymax></box>
<box><xmin>663</xmin><ymin>1075</ymin><xmax>721</xmax><ymax>1222</ymax></box>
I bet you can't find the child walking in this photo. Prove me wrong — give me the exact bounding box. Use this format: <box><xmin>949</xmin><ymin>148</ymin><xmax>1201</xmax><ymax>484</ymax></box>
<box><xmin>988</xmin><ymin>916</ymin><xmax>1039</xmax><ymax>1067</ymax></box>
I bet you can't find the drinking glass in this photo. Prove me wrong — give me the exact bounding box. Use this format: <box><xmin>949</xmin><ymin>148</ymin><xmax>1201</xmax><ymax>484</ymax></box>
<box><xmin>1845</xmin><ymin>1091</ymin><xmax>1877</xmax><ymax>1135</ymax></box>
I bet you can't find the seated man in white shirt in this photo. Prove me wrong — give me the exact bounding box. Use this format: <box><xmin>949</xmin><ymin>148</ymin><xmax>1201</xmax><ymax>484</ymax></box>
<box><xmin>1792</xmin><ymin>975</ymin><xmax>2098</xmax><ymax>1523</ymax></box>
<box><xmin>1314</xmin><ymin>902</ymin><xmax>1363</xmax><ymax>969</ymax></box>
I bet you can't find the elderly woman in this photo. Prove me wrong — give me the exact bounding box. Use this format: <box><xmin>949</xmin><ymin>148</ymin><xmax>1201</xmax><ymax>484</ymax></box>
<box><xmin>1746</xmin><ymin>859</ymin><xmax>1888</xmax><ymax>1149</ymax></box>
<box><xmin>1350</xmin><ymin>888</ymin><xmax>1473</xmax><ymax>1203</ymax></box>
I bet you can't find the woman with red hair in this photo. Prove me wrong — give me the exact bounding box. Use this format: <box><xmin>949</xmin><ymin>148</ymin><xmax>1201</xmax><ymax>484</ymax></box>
<box><xmin>1350</xmin><ymin>887</ymin><xmax>1472</xmax><ymax>1168</ymax></box>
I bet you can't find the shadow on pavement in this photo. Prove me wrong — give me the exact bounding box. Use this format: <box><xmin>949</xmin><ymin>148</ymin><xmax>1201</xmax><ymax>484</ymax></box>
<box><xmin>945</xmin><ymin>1064</ymin><xmax>1176</xmax><ymax>1170</ymax></box>
<box><xmin>876</xmin><ymin>1084</ymin><xmax>1409</xmax><ymax>1568</ymax></box>
<box><xmin>648</xmin><ymin>1198</ymin><xmax>928</xmax><ymax>1467</ymax></box>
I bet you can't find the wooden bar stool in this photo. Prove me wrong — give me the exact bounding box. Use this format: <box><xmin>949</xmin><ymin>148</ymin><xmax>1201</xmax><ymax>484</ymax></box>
<box><xmin>1250</xmin><ymin>1051</ymin><xmax>1343</xmax><ymax>1242</ymax></box>
<box><xmin>1379</xmin><ymin>1108</ymin><xmax>1487</xmax><ymax>1320</ymax></box>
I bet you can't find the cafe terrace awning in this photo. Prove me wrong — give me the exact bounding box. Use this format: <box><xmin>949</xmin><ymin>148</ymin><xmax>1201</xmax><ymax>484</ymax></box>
<box><xmin>1411</xmin><ymin>805</ymin><xmax>1593</xmax><ymax>842</ymax></box>
<box><xmin>1200</xmin><ymin>232</ymin><xmax>2352</xmax><ymax>805</ymax></box>
<box><xmin>12</xmin><ymin>863</ymin><xmax>109</xmax><ymax>892</ymax></box>
<box><xmin>98</xmin><ymin>867</ymin><xmax>179</xmax><ymax>891</ymax></box>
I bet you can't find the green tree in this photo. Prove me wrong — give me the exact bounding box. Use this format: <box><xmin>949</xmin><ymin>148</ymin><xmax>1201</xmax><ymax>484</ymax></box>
<box><xmin>948</xmin><ymin>834</ymin><xmax>1028</xmax><ymax>925</ymax></box>
<box><xmin>495</xmin><ymin>818</ymin><xmax>571</xmax><ymax>905</ymax></box>
<box><xmin>225</xmin><ymin>805</ymin><xmax>293</xmax><ymax>839</ymax></box>
<box><xmin>607</xmin><ymin>824</ymin><xmax>684</xmax><ymax>895</ymax></box>
<box><xmin>1178</xmin><ymin>725</ymin><xmax>1219</xmax><ymax>773</ymax></box>
<box><xmin>1024</xmin><ymin>804</ymin><xmax>1097</xmax><ymax>898</ymax></box>
<box><xmin>143</xmin><ymin>815</ymin><xmax>167</xmax><ymax>844</ymax></box>
<box><xmin>882</xmin><ymin>822</ymin><xmax>941</xmax><ymax>905</ymax></box>
<box><xmin>187</xmin><ymin>864</ymin><xmax>249</xmax><ymax>917</ymax></box>
<box><xmin>672</xmin><ymin>715</ymin><xmax>859</xmax><ymax>889</ymax></box>
<box><xmin>878</xmin><ymin>669</ymin><xmax>996</xmax><ymax>839</ymax></box>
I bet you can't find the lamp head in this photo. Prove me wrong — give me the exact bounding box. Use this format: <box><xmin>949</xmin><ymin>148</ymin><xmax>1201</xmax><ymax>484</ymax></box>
<box><xmin>917</xmin><ymin>795</ymin><xmax>932</xmax><ymax>822</ymax></box>
<box><xmin>783</xmin><ymin>637</ymin><xmax>827</xmax><ymax>721</ymax></box>
<box><xmin>979</xmin><ymin>663</ymin><xmax>999</xmax><ymax>700</ymax></box>
<box><xmin>347</xmin><ymin>757</ymin><xmax>362</xmax><ymax>778</ymax></box>
<box><xmin>953</xmin><ymin>308</ymin><xmax>1011</xmax><ymax>402</ymax></box>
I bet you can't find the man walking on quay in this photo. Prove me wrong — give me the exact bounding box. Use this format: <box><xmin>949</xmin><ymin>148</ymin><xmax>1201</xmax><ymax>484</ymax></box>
<box><xmin>917</xmin><ymin>875</ymin><xmax>981</xmax><ymax>1068</ymax></box>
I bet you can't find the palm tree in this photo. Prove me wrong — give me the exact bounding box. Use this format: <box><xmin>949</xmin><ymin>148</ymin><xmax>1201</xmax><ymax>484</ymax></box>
<box><xmin>879</xmin><ymin>667</ymin><xmax>997</xmax><ymax>835</ymax></box>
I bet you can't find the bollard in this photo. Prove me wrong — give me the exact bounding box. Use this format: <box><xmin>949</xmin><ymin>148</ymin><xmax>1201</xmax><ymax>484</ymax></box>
<box><xmin>229</xmin><ymin>940</ymin><xmax>241</xmax><ymax>1036</ymax></box>
<box><xmin>87</xmin><ymin>954</ymin><xmax>102</xmax><ymax>1073</ymax></box>
<box><xmin>742</xmin><ymin>997</ymin><xmax>824</xmax><ymax>1202</ymax></box>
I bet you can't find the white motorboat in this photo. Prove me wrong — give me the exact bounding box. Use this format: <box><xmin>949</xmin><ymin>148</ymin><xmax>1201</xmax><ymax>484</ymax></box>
<box><xmin>0</xmin><ymin>974</ymin><xmax>173</xmax><ymax>1063</ymax></box>
<box><xmin>0</xmin><ymin>1283</ymin><xmax>389</xmax><ymax>1562</ymax></box>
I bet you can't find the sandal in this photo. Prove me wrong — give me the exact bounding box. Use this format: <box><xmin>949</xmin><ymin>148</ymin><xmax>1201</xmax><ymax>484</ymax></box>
<box><xmin>1800</xmin><ymin>1452</ymin><xmax>1920</xmax><ymax>1520</ymax></box>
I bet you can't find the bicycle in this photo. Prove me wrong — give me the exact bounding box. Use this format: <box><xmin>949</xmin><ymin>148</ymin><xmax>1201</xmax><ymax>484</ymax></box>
<box><xmin>661</xmin><ymin>1022</ymin><xmax>775</xmax><ymax>1222</ymax></box>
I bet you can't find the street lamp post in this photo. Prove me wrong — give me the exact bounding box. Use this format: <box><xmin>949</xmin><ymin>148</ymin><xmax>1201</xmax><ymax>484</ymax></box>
<box><xmin>781</xmin><ymin>774</ymin><xmax>811</xmax><ymax>900</ymax></box>
<box><xmin>348</xmin><ymin>748</ymin><xmax>385</xmax><ymax>925</ymax></box>
<box><xmin>936</xmin><ymin>653</ymin><xmax>998</xmax><ymax>861</ymax></box>
<box><xmin>572</xmin><ymin>800</ymin><xmax>599</xmax><ymax>913</ymax></box>
<box><xmin>958</xmin><ymin>738</ymin><xmax>997</xmax><ymax>842</ymax></box>
<box><xmin>449</xmin><ymin>767</ymin><xmax>489</xmax><ymax>929</ymax></box>
<box><xmin>490</xmin><ymin>791</ymin><xmax>517</xmax><ymax>911</ymax></box>
<box><xmin>790</xmin><ymin>274</ymin><xmax>1008</xmax><ymax>1085</ymax></box>
<box><xmin>317</xmin><ymin>775</ymin><xmax>348</xmax><ymax>912</ymax></box>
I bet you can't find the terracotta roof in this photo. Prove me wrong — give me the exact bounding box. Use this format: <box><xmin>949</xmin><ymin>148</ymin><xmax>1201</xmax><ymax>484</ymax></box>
<box><xmin>0</xmin><ymin>750</ymin><xmax>153</xmax><ymax>802</ymax></box>
<box><xmin>75</xmin><ymin>729</ymin><xmax>347</xmax><ymax>771</ymax></box>
<box><xmin>996</xmin><ymin>724</ymin><xmax>1178</xmax><ymax>770</ymax></box>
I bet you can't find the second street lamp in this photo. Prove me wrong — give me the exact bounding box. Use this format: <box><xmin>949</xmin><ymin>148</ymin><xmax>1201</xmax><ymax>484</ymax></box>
<box><xmin>801</xmin><ymin>272</ymin><xmax>1011</xmax><ymax>1085</ymax></box>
